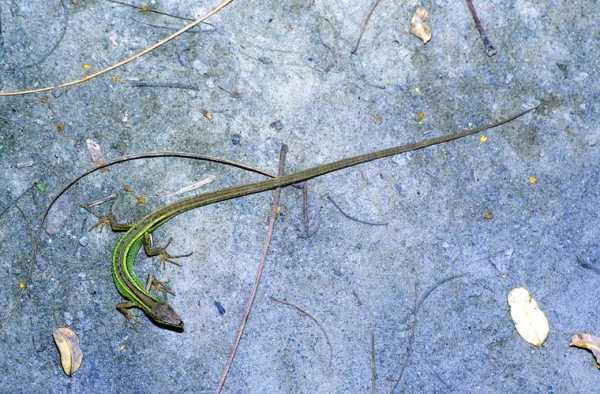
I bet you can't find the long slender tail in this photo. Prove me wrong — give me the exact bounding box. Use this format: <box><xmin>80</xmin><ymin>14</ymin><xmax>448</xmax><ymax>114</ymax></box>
<box><xmin>278</xmin><ymin>105</ymin><xmax>539</xmax><ymax>186</ymax></box>
<box><xmin>172</xmin><ymin>105</ymin><xmax>539</xmax><ymax>212</ymax></box>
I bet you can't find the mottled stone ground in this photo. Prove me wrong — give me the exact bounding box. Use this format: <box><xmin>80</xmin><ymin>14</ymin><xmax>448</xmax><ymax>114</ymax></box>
<box><xmin>1</xmin><ymin>1</ymin><xmax>599</xmax><ymax>392</ymax></box>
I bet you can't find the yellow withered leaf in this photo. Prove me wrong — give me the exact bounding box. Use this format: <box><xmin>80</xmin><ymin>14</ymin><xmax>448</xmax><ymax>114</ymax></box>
<box><xmin>507</xmin><ymin>287</ymin><xmax>549</xmax><ymax>346</ymax></box>
<box><xmin>410</xmin><ymin>6</ymin><xmax>432</xmax><ymax>44</ymax></box>
<box><xmin>201</xmin><ymin>109</ymin><xmax>214</xmax><ymax>121</ymax></box>
<box><xmin>85</xmin><ymin>138</ymin><xmax>108</xmax><ymax>172</ymax></box>
<box><xmin>53</xmin><ymin>327</ymin><xmax>83</xmax><ymax>376</ymax></box>
<box><xmin>570</xmin><ymin>333</ymin><xmax>600</xmax><ymax>367</ymax></box>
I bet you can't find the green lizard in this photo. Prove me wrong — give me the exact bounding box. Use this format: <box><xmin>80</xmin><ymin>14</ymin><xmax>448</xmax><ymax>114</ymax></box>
<box><xmin>96</xmin><ymin>106</ymin><xmax>537</xmax><ymax>330</ymax></box>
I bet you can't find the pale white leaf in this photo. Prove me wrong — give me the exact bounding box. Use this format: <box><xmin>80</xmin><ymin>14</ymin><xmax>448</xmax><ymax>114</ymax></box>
<box><xmin>507</xmin><ymin>287</ymin><xmax>549</xmax><ymax>346</ymax></box>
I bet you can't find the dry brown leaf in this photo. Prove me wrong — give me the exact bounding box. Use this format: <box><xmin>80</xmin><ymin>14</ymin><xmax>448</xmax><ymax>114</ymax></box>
<box><xmin>135</xmin><ymin>195</ymin><xmax>147</xmax><ymax>205</ymax></box>
<box><xmin>570</xmin><ymin>333</ymin><xmax>600</xmax><ymax>367</ymax></box>
<box><xmin>86</xmin><ymin>138</ymin><xmax>108</xmax><ymax>172</ymax></box>
<box><xmin>111</xmin><ymin>75</ymin><xmax>125</xmax><ymax>84</ymax></box>
<box><xmin>507</xmin><ymin>287</ymin><xmax>549</xmax><ymax>346</ymax></box>
<box><xmin>370</xmin><ymin>113</ymin><xmax>384</xmax><ymax>125</ymax></box>
<box><xmin>53</xmin><ymin>327</ymin><xmax>83</xmax><ymax>376</ymax></box>
<box><xmin>139</xmin><ymin>3</ymin><xmax>152</xmax><ymax>13</ymax></box>
<box><xmin>410</xmin><ymin>6</ymin><xmax>432</xmax><ymax>44</ymax></box>
<box><xmin>202</xmin><ymin>109</ymin><xmax>214</xmax><ymax>121</ymax></box>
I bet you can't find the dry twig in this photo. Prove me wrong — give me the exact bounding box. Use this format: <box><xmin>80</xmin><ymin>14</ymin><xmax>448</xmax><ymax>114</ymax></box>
<box><xmin>327</xmin><ymin>195</ymin><xmax>388</xmax><ymax>226</ymax></box>
<box><xmin>41</xmin><ymin>151</ymin><xmax>276</xmax><ymax>228</ymax></box>
<box><xmin>464</xmin><ymin>0</ymin><xmax>497</xmax><ymax>56</ymax></box>
<box><xmin>106</xmin><ymin>0</ymin><xmax>199</xmax><ymax>22</ymax></box>
<box><xmin>352</xmin><ymin>0</ymin><xmax>387</xmax><ymax>54</ymax></box>
<box><xmin>390</xmin><ymin>275</ymin><xmax>464</xmax><ymax>393</ymax></box>
<box><xmin>371</xmin><ymin>331</ymin><xmax>378</xmax><ymax>394</ymax></box>
<box><xmin>303</xmin><ymin>183</ymin><xmax>311</xmax><ymax>235</ymax></box>
<box><xmin>0</xmin><ymin>187</ymin><xmax>37</xmax><ymax>330</ymax></box>
<box><xmin>215</xmin><ymin>145</ymin><xmax>288</xmax><ymax>393</ymax></box>
<box><xmin>129</xmin><ymin>81</ymin><xmax>201</xmax><ymax>91</ymax></box>
<box><xmin>0</xmin><ymin>0</ymin><xmax>235</xmax><ymax>96</ymax></box>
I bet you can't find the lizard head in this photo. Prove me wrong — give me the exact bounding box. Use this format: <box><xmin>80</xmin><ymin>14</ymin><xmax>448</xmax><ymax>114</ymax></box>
<box><xmin>150</xmin><ymin>302</ymin><xmax>184</xmax><ymax>331</ymax></box>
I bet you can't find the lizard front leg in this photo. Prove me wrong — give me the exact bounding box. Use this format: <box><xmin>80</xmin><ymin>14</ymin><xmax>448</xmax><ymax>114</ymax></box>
<box><xmin>86</xmin><ymin>199</ymin><xmax>191</xmax><ymax>267</ymax></box>
<box><xmin>116</xmin><ymin>301</ymin><xmax>137</xmax><ymax>320</ymax></box>
<box><xmin>90</xmin><ymin>213</ymin><xmax>132</xmax><ymax>232</ymax></box>
<box><xmin>86</xmin><ymin>199</ymin><xmax>132</xmax><ymax>232</ymax></box>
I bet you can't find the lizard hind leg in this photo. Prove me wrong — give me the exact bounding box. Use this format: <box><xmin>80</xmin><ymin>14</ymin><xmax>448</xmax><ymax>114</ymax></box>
<box><xmin>142</xmin><ymin>233</ymin><xmax>193</xmax><ymax>269</ymax></box>
<box><xmin>145</xmin><ymin>274</ymin><xmax>176</xmax><ymax>296</ymax></box>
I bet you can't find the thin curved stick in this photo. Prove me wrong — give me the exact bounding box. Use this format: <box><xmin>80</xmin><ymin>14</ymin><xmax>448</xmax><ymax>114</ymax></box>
<box><xmin>327</xmin><ymin>195</ymin><xmax>388</xmax><ymax>226</ymax></box>
<box><xmin>0</xmin><ymin>0</ymin><xmax>235</xmax><ymax>96</ymax></box>
<box><xmin>271</xmin><ymin>296</ymin><xmax>334</xmax><ymax>367</ymax></box>
<box><xmin>352</xmin><ymin>0</ymin><xmax>386</xmax><ymax>54</ymax></box>
<box><xmin>0</xmin><ymin>187</ymin><xmax>36</xmax><ymax>331</ymax></box>
<box><xmin>15</xmin><ymin>203</ymin><xmax>37</xmax><ymax>285</ymax></box>
<box><xmin>40</xmin><ymin>151</ymin><xmax>276</xmax><ymax>227</ymax></box>
<box><xmin>371</xmin><ymin>332</ymin><xmax>377</xmax><ymax>394</ymax></box>
<box><xmin>19</xmin><ymin>0</ymin><xmax>69</xmax><ymax>70</ymax></box>
<box><xmin>390</xmin><ymin>275</ymin><xmax>464</xmax><ymax>393</ymax></box>
<box><xmin>465</xmin><ymin>0</ymin><xmax>496</xmax><ymax>57</ymax></box>
<box><xmin>215</xmin><ymin>146</ymin><xmax>288</xmax><ymax>394</ymax></box>
<box><xmin>106</xmin><ymin>0</ymin><xmax>201</xmax><ymax>22</ymax></box>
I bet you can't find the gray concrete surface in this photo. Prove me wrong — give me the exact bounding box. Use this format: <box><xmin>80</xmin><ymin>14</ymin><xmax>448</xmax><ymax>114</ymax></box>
<box><xmin>1</xmin><ymin>0</ymin><xmax>599</xmax><ymax>392</ymax></box>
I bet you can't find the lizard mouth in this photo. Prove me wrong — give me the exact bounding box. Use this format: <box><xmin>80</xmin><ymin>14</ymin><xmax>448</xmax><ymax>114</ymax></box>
<box><xmin>152</xmin><ymin>302</ymin><xmax>185</xmax><ymax>331</ymax></box>
<box><xmin>170</xmin><ymin>318</ymin><xmax>184</xmax><ymax>330</ymax></box>
<box><xmin>159</xmin><ymin>315</ymin><xmax>184</xmax><ymax>332</ymax></box>
<box><xmin>163</xmin><ymin>314</ymin><xmax>184</xmax><ymax>331</ymax></box>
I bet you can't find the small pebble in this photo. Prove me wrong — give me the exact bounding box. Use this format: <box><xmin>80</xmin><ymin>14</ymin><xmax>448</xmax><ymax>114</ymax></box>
<box><xmin>63</xmin><ymin>312</ymin><xmax>74</xmax><ymax>325</ymax></box>
<box><xmin>201</xmin><ymin>110</ymin><xmax>213</xmax><ymax>121</ymax></box>
<box><xmin>79</xmin><ymin>236</ymin><xmax>89</xmax><ymax>247</ymax></box>
<box><xmin>214</xmin><ymin>301</ymin><xmax>226</xmax><ymax>315</ymax></box>
<box><xmin>16</xmin><ymin>160</ymin><xmax>34</xmax><ymax>168</ymax></box>
<box><xmin>270</xmin><ymin>120</ymin><xmax>283</xmax><ymax>131</ymax></box>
